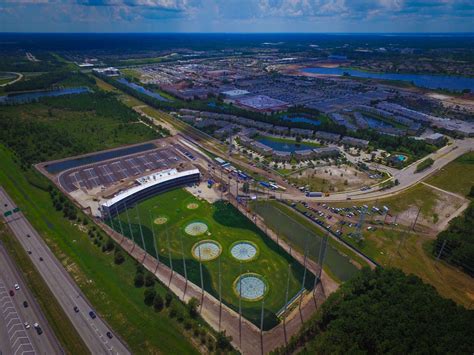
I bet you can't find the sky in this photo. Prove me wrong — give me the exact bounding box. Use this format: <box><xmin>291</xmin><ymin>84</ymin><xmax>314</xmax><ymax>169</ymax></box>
<box><xmin>1</xmin><ymin>0</ymin><xmax>473</xmax><ymax>33</ymax></box>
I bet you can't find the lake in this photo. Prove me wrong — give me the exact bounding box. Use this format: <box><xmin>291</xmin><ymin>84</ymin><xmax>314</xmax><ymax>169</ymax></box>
<box><xmin>281</xmin><ymin>115</ymin><xmax>321</xmax><ymax>126</ymax></box>
<box><xmin>257</xmin><ymin>137</ymin><xmax>316</xmax><ymax>152</ymax></box>
<box><xmin>117</xmin><ymin>78</ymin><xmax>169</xmax><ymax>101</ymax></box>
<box><xmin>301</xmin><ymin>67</ymin><xmax>474</xmax><ymax>92</ymax></box>
<box><xmin>45</xmin><ymin>143</ymin><xmax>157</xmax><ymax>174</ymax></box>
<box><xmin>0</xmin><ymin>87</ymin><xmax>90</xmax><ymax>104</ymax></box>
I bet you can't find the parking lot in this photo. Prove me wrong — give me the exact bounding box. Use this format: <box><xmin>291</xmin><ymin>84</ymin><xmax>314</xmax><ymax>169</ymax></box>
<box><xmin>58</xmin><ymin>143</ymin><xmax>196</xmax><ymax>193</ymax></box>
<box><xmin>0</xmin><ymin>280</ymin><xmax>35</xmax><ymax>355</ymax></box>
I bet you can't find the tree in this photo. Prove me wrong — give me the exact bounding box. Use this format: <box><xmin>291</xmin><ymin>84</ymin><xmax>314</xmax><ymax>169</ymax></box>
<box><xmin>187</xmin><ymin>297</ymin><xmax>199</xmax><ymax>319</ymax></box>
<box><xmin>134</xmin><ymin>273</ymin><xmax>144</xmax><ymax>288</ymax></box>
<box><xmin>469</xmin><ymin>185</ymin><xmax>474</xmax><ymax>198</ymax></box>
<box><xmin>242</xmin><ymin>182</ymin><xmax>250</xmax><ymax>194</ymax></box>
<box><xmin>114</xmin><ymin>251</ymin><xmax>125</xmax><ymax>265</ymax></box>
<box><xmin>144</xmin><ymin>288</ymin><xmax>156</xmax><ymax>306</ymax></box>
<box><xmin>274</xmin><ymin>268</ymin><xmax>474</xmax><ymax>354</ymax></box>
<box><xmin>165</xmin><ymin>292</ymin><xmax>173</xmax><ymax>307</ymax></box>
<box><xmin>153</xmin><ymin>293</ymin><xmax>164</xmax><ymax>312</ymax></box>
<box><xmin>145</xmin><ymin>273</ymin><xmax>155</xmax><ymax>287</ymax></box>
<box><xmin>216</xmin><ymin>331</ymin><xmax>232</xmax><ymax>350</ymax></box>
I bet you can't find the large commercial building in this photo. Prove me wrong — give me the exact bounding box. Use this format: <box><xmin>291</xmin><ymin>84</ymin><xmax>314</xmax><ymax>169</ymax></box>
<box><xmin>100</xmin><ymin>168</ymin><xmax>200</xmax><ymax>218</ymax></box>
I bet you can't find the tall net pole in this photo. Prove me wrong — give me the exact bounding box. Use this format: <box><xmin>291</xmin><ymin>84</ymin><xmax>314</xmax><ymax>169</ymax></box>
<box><xmin>299</xmin><ymin>240</ymin><xmax>308</xmax><ymax>311</ymax></box>
<box><xmin>124</xmin><ymin>202</ymin><xmax>135</xmax><ymax>253</ymax></box>
<box><xmin>165</xmin><ymin>225</ymin><xmax>173</xmax><ymax>284</ymax></box>
<box><xmin>198</xmin><ymin>245</ymin><xmax>204</xmax><ymax>311</ymax></box>
<box><xmin>260</xmin><ymin>298</ymin><xmax>265</xmax><ymax>355</ymax></box>
<box><xmin>135</xmin><ymin>204</ymin><xmax>147</xmax><ymax>262</ymax></box>
<box><xmin>238</xmin><ymin>261</ymin><xmax>243</xmax><ymax>348</ymax></box>
<box><xmin>218</xmin><ymin>254</ymin><xmax>222</xmax><ymax>331</ymax></box>
<box><xmin>180</xmin><ymin>233</ymin><xmax>188</xmax><ymax>300</ymax></box>
<box><xmin>114</xmin><ymin>204</ymin><xmax>125</xmax><ymax>245</ymax></box>
<box><xmin>283</xmin><ymin>263</ymin><xmax>291</xmax><ymax>345</ymax></box>
<box><xmin>148</xmin><ymin>210</ymin><xmax>160</xmax><ymax>273</ymax></box>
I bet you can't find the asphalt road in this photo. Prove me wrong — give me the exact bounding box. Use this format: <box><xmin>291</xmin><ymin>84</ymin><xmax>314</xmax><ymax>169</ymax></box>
<box><xmin>0</xmin><ymin>243</ymin><xmax>62</xmax><ymax>355</ymax></box>
<box><xmin>0</xmin><ymin>187</ymin><xmax>130</xmax><ymax>355</ymax></box>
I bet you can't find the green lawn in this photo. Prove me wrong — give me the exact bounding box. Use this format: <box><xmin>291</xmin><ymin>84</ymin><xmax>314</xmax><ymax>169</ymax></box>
<box><xmin>255</xmin><ymin>135</ymin><xmax>323</xmax><ymax>148</ymax></box>
<box><xmin>109</xmin><ymin>189</ymin><xmax>314</xmax><ymax>329</ymax></box>
<box><xmin>250</xmin><ymin>201</ymin><xmax>363</xmax><ymax>283</ymax></box>
<box><xmin>0</xmin><ymin>145</ymin><xmax>198</xmax><ymax>354</ymax></box>
<box><xmin>426</xmin><ymin>152</ymin><xmax>474</xmax><ymax>197</ymax></box>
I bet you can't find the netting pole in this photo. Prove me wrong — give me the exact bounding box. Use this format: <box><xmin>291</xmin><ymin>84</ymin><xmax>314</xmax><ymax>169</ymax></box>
<box><xmin>165</xmin><ymin>225</ymin><xmax>173</xmax><ymax>284</ymax></box>
<box><xmin>124</xmin><ymin>202</ymin><xmax>135</xmax><ymax>253</ymax></box>
<box><xmin>180</xmin><ymin>233</ymin><xmax>188</xmax><ymax>300</ymax></box>
<box><xmin>238</xmin><ymin>262</ymin><xmax>243</xmax><ymax>348</ymax></box>
<box><xmin>149</xmin><ymin>210</ymin><xmax>160</xmax><ymax>274</ymax></box>
<box><xmin>218</xmin><ymin>254</ymin><xmax>222</xmax><ymax>331</ymax></box>
<box><xmin>135</xmin><ymin>204</ymin><xmax>147</xmax><ymax>263</ymax></box>
<box><xmin>198</xmin><ymin>245</ymin><xmax>204</xmax><ymax>311</ymax></box>
<box><xmin>260</xmin><ymin>298</ymin><xmax>265</xmax><ymax>355</ymax></box>
<box><xmin>114</xmin><ymin>204</ymin><xmax>125</xmax><ymax>245</ymax></box>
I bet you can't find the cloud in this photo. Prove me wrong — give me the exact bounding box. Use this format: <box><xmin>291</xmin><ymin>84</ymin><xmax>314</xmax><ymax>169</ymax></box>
<box><xmin>1</xmin><ymin>0</ymin><xmax>473</xmax><ymax>32</ymax></box>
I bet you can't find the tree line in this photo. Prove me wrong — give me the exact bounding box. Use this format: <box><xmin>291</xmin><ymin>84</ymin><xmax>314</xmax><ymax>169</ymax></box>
<box><xmin>273</xmin><ymin>268</ymin><xmax>474</xmax><ymax>354</ymax></box>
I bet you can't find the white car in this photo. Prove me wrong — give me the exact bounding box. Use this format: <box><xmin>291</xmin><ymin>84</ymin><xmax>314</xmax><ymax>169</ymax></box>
<box><xmin>24</xmin><ymin>322</ymin><xmax>30</xmax><ymax>329</ymax></box>
<box><xmin>14</xmin><ymin>283</ymin><xmax>20</xmax><ymax>290</ymax></box>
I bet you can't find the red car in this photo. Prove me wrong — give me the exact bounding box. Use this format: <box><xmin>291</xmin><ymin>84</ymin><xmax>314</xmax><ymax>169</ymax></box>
<box><xmin>9</xmin><ymin>290</ymin><xmax>14</xmax><ymax>296</ymax></box>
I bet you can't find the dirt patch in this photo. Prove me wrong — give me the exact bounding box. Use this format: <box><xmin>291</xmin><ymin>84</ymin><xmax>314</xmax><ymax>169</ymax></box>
<box><xmin>187</xmin><ymin>203</ymin><xmax>199</xmax><ymax>210</ymax></box>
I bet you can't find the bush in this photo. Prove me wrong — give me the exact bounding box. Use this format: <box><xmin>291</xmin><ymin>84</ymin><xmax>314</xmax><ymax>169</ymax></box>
<box><xmin>114</xmin><ymin>250</ymin><xmax>125</xmax><ymax>265</ymax></box>
<box><xmin>153</xmin><ymin>294</ymin><xmax>164</xmax><ymax>312</ymax></box>
<box><xmin>165</xmin><ymin>292</ymin><xmax>173</xmax><ymax>307</ymax></box>
<box><xmin>187</xmin><ymin>297</ymin><xmax>199</xmax><ymax>319</ymax></box>
<box><xmin>144</xmin><ymin>288</ymin><xmax>156</xmax><ymax>306</ymax></box>
<box><xmin>134</xmin><ymin>273</ymin><xmax>144</xmax><ymax>288</ymax></box>
<box><xmin>144</xmin><ymin>273</ymin><xmax>155</xmax><ymax>287</ymax></box>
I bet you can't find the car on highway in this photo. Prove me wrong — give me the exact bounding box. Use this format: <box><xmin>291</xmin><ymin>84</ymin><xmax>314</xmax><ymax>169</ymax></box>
<box><xmin>26</xmin><ymin>234</ymin><xmax>31</xmax><ymax>238</ymax></box>
<box><xmin>23</xmin><ymin>300</ymin><xmax>28</xmax><ymax>308</ymax></box>
<box><xmin>73</xmin><ymin>306</ymin><xmax>79</xmax><ymax>313</ymax></box>
<box><xmin>14</xmin><ymin>283</ymin><xmax>20</xmax><ymax>290</ymax></box>
<box><xmin>33</xmin><ymin>322</ymin><xmax>43</xmax><ymax>335</ymax></box>
<box><xmin>89</xmin><ymin>311</ymin><xmax>96</xmax><ymax>319</ymax></box>
<box><xmin>39</xmin><ymin>257</ymin><xmax>43</xmax><ymax>261</ymax></box>
<box><xmin>106</xmin><ymin>331</ymin><xmax>113</xmax><ymax>339</ymax></box>
<box><xmin>9</xmin><ymin>290</ymin><xmax>14</xmax><ymax>296</ymax></box>
<box><xmin>24</xmin><ymin>322</ymin><xmax>30</xmax><ymax>329</ymax></box>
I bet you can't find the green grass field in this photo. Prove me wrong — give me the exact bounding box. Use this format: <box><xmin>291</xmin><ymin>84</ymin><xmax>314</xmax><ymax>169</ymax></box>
<box><xmin>250</xmin><ymin>201</ymin><xmax>362</xmax><ymax>283</ymax></box>
<box><xmin>426</xmin><ymin>152</ymin><xmax>474</xmax><ymax>197</ymax></box>
<box><xmin>109</xmin><ymin>189</ymin><xmax>314</xmax><ymax>329</ymax></box>
<box><xmin>0</xmin><ymin>145</ymin><xmax>199</xmax><ymax>354</ymax></box>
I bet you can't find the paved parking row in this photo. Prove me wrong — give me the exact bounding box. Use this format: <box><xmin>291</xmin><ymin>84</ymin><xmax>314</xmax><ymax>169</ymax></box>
<box><xmin>59</xmin><ymin>145</ymin><xmax>193</xmax><ymax>193</ymax></box>
<box><xmin>0</xmin><ymin>281</ymin><xmax>35</xmax><ymax>355</ymax></box>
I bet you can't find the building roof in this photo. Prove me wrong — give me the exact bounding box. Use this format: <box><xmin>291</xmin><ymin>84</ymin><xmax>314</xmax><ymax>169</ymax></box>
<box><xmin>236</xmin><ymin>95</ymin><xmax>289</xmax><ymax>111</ymax></box>
<box><xmin>221</xmin><ymin>89</ymin><xmax>250</xmax><ymax>97</ymax></box>
<box><xmin>101</xmin><ymin>169</ymin><xmax>200</xmax><ymax>209</ymax></box>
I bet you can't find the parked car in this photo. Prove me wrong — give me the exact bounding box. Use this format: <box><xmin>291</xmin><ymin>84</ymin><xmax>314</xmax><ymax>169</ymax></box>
<box><xmin>106</xmin><ymin>332</ymin><xmax>113</xmax><ymax>339</ymax></box>
<box><xmin>89</xmin><ymin>311</ymin><xmax>96</xmax><ymax>319</ymax></box>
<box><xmin>23</xmin><ymin>301</ymin><xmax>28</xmax><ymax>308</ymax></box>
<box><xmin>9</xmin><ymin>290</ymin><xmax>14</xmax><ymax>296</ymax></box>
<box><xmin>14</xmin><ymin>283</ymin><xmax>20</xmax><ymax>290</ymax></box>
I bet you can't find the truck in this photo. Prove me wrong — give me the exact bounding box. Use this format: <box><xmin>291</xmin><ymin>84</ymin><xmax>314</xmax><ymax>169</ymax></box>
<box><xmin>259</xmin><ymin>181</ymin><xmax>272</xmax><ymax>189</ymax></box>
<box><xmin>306</xmin><ymin>191</ymin><xmax>323</xmax><ymax>197</ymax></box>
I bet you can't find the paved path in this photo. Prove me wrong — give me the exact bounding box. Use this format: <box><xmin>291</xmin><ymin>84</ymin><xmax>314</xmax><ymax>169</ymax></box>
<box><xmin>0</xmin><ymin>187</ymin><xmax>130</xmax><ymax>355</ymax></box>
<box><xmin>0</xmin><ymin>243</ymin><xmax>62</xmax><ymax>355</ymax></box>
<box><xmin>0</xmin><ymin>72</ymin><xmax>23</xmax><ymax>87</ymax></box>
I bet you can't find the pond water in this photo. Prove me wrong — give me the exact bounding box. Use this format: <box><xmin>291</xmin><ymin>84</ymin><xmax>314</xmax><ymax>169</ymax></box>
<box><xmin>257</xmin><ymin>137</ymin><xmax>315</xmax><ymax>153</ymax></box>
<box><xmin>301</xmin><ymin>67</ymin><xmax>474</xmax><ymax>92</ymax></box>
<box><xmin>0</xmin><ymin>87</ymin><xmax>90</xmax><ymax>104</ymax></box>
<box><xmin>281</xmin><ymin>115</ymin><xmax>321</xmax><ymax>126</ymax></box>
<box><xmin>117</xmin><ymin>78</ymin><xmax>169</xmax><ymax>101</ymax></box>
<box><xmin>44</xmin><ymin>142</ymin><xmax>156</xmax><ymax>174</ymax></box>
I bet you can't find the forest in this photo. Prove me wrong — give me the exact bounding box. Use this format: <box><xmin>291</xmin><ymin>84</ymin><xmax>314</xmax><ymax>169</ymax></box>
<box><xmin>0</xmin><ymin>91</ymin><xmax>161</xmax><ymax>168</ymax></box>
<box><xmin>274</xmin><ymin>268</ymin><xmax>474</xmax><ymax>355</ymax></box>
<box><xmin>433</xmin><ymin>201</ymin><xmax>474</xmax><ymax>276</ymax></box>
<box><xmin>5</xmin><ymin>70</ymin><xmax>95</xmax><ymax>92</ymax></box>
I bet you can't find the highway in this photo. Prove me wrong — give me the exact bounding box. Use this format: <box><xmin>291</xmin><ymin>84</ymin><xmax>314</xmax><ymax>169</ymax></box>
<box><xmin>0</xmin><ymin>242</ymin><xmax>62</xmax><ymax>355</ymax></box>
<box><xmin>0</xmin><ymin>187</ymin><xmax>131</xmax><ymax>355</ymax></box>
